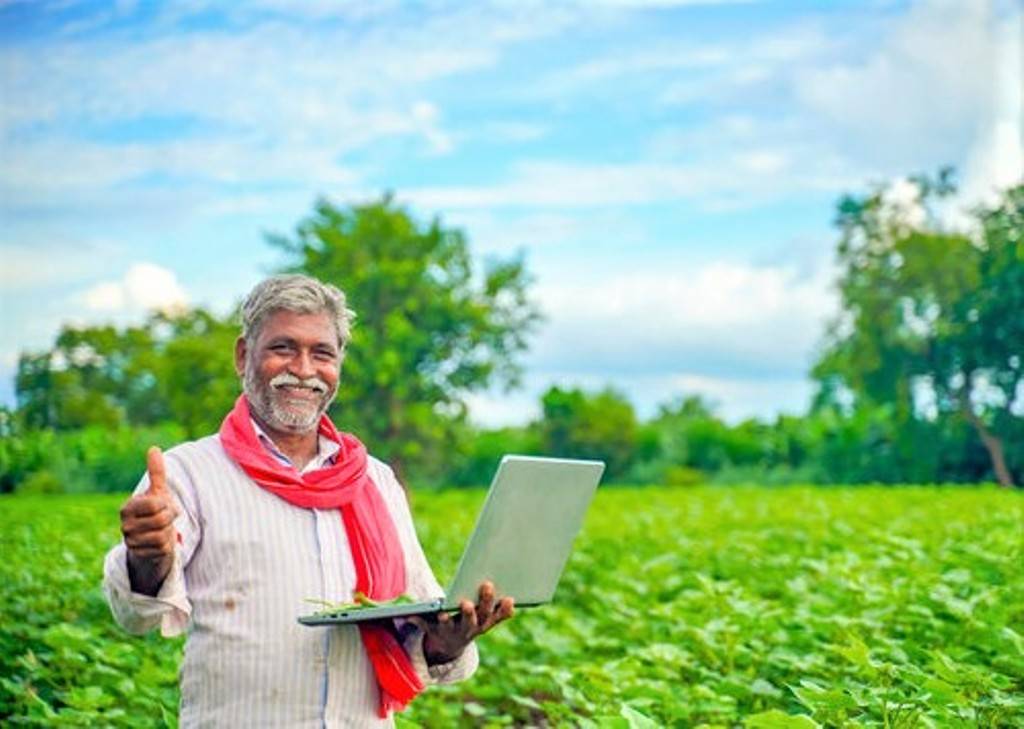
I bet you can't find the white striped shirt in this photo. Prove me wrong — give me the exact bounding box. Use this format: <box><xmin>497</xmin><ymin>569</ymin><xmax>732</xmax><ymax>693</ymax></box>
<box><xmin>102</xmin><ymin>428</ymin><xmax>478</xmax><ymax>728</ymax></box>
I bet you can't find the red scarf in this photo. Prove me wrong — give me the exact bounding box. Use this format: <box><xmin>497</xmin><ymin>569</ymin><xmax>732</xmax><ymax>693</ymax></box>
<box><xmin>218</xmin><ymin>395</ymin><xmax>424</xmax><ymax>718</ymax></box>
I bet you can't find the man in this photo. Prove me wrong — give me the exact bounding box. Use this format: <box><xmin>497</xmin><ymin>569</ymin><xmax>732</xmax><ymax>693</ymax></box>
<box><xmin>103</xmin><ymin>274</ymin><xmax>513</xmax><ymax>727</ymax></box>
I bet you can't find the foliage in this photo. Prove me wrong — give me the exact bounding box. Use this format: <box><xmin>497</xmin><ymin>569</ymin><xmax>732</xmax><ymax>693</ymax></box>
<box><xmin>538</xmin><ymin>386</ymin><xmax>639</xmax><ymax>480</ymax></box>
<box><xmin>14</xmin><ymin>309</ymin><xmax>237</xmax><ymax>440</ymax></box>
<box><xmin>2</xmin><ymin>487</ymin><xmax>1021</xmax><ymax>726</ymax></box>
<box><xmin>814</xmin><ymin>174</ymin><xmax>1023</xmax><ymax>486</ymax></box>
<box><xmin>444</xmin><ymin>425</ymin><xmax>543</xmax><ymax>487</ymax></box>
<box><xmin>0</xmin><ymin>423</ymin><xmax>187</xmax><ymax>495</ymax></box>
<box><xmin>269</xmin><ymin>195</ymin><xmax>541</xmax><ymax>481</ymax></box>
<box><xmin>16</xmin><ymin>324</ymin><xmax>161</xmax><ymax>431</ymax></box>
<box><xmin>632</xmin><ymin>396</ymin><xmax>769</xmax><ymax>483</ymax></box>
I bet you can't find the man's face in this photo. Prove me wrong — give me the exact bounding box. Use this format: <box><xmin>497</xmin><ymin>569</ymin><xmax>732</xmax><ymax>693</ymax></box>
<box><xmin>236</xmin><ymin>310</ymin><xmax>341</xmax><ymax>435</ymax></box>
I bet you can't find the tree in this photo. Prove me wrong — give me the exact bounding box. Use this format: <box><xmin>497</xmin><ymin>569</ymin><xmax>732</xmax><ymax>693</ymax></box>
<box><xmin>150</xmin><ymin>309</ymin><xmax>240</xmax><ymax>438</ymax></box>
<box><xmin>269</xmin><ymin>195</ymin><xmax>540</xmax><ymax>482</ymax></box>
<box><xmin>14</xmin><ymin>308</ymin><xmax>238</xmax><ymax>438</ymax></box>
<box><xmin>538</xmin><ymin>386</ymin><xmax>638</xmax><ymax>479</ymax></box>
<box><xmin>814</xmin><ymin>172</ymin><xmax>1022</xmax><ymax>487</ymax></box>
<box><xmin>16</xmin><ymin>323</ymin><xmax>161</xmax><ymax>430</ymax></box>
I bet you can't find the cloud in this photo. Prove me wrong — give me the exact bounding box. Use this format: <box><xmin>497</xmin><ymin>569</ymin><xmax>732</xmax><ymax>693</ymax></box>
<box><xmin>459</xmin><ymin>258</ymin><xmax>836</xmax><ymax>427</ymax></box>
<box><xmin>81</xmin><ymin>262</ymin><xmax>189</xmax><ymax>314</ymax></box>
<box><xmin>0</xmin><ymin>5</ymin><xmax>562</xmax><ymax>212</ymax></box>
<box><xmin>958</xmin><ymin>5</ymin><xmax>1023</xmax><ymax>205</ymax></box>
<box><xmin>0</xmin><ymin>238</ymin><xmax>122</xmax><ymax>290</ymax></box>
<box><xmin>792</xmin><ymin>0</ymin><xmax>1014</xmax><ymax>167</ymax></box>
<box><xmin>529</xmin><ymin>259</ymin><xmax>836</xmax><ymax>380</ymax></box>
<box><xmin>406</xmin><ymin>153</ymin><xmax>856</xmax><ymax>212</ymax></box>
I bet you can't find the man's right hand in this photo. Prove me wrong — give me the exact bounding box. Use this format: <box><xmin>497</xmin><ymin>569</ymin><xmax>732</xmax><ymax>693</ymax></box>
<box><xmin>120</xmin><ymin>446</ymin><xmax>181</xmax><ymax>596</ymax></box>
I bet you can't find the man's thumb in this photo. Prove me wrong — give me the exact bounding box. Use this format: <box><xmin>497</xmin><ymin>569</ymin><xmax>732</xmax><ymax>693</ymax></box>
<box><xmin>146</xmin><ymin>446</ymin><xmax>169</xmax><ymax>495</ymax></box>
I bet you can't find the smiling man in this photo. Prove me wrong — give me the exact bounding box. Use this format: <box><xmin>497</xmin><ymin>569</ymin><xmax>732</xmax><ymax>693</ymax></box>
<box><xmin>102</xmin><ymin>274</ymin><xmax>513</xmax><ymax>727</ymax></box>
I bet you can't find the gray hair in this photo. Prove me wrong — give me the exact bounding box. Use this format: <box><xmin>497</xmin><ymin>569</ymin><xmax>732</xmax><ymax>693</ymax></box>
<box><xmin>241</xmin><ymin>274</ymin><xmax>356</xmax><ymax>355</ymax></box>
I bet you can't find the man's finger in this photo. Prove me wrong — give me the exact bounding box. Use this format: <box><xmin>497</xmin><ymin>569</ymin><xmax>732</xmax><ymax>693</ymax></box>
<box><xmin>476</xmin><ymin>581</ymin><xmax>496</xmax><ymax>625</ymax></box>
<box><xmin>480</xmin><ymin>595</ymin><xmax>513</xmax><ymax>631</ymax></box>
<box><xmin>496</xmin><ymin>596</ymin><xmax>515</xmax><ymax>622</ymax></box>
<box><xmin>146</xmin><ymin>446</ymin><xmax>168</xmax><ymax>495</ymax></box>
<box><xmin>124</xmin><ymin>510</ymin><xmax>178</xmax><ymax>533</ymax></box>
<box><xmin>460</xmin><ymin>600</ymin><xmax>477</xmax><ymax>638</ymax></box>
<box><xmin>121</xmin><ymin>495</ymin><xmax>175</xmax><ymax>519</ymax></box>
<box><xmin>125</xmin><ymin>526</ymin><xmax>176</xmax><ymax>551</ymax></box>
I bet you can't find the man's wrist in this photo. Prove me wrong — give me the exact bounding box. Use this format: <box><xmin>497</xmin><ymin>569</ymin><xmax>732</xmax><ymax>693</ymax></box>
<box><xmin>126</xmin><ymin>551</ymin><xmax>173</xmax><ymax>597</ymax></box>
<box><xmin>423</xmin><ymin>636</ymin><xmax>465</xmax><ymax>666</ymax></box>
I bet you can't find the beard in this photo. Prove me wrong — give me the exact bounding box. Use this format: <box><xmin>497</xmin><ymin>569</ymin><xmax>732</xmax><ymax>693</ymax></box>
<box><xmin>243</xmin><ymin>360</ymin><xmax>337</xmax><ymax>434</ymax></box>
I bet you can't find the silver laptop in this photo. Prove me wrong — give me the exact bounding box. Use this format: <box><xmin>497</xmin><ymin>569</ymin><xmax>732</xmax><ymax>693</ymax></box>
<box><xmin>298</xmin><ymin>455</ymin><xmax>605</xmax><ymax>626</ymax></box>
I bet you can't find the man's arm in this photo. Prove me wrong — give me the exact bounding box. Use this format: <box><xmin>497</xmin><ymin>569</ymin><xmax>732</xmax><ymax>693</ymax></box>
<box><xmin>103</xmin><ymin>446</ymin><xmax>199</xmax><ymax>637</ymax></box>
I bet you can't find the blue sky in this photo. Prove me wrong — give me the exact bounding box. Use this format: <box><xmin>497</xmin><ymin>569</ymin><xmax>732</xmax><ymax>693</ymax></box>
<box><xmin>1</xmin><ymin>0</ymin><xmax>1021</xmax><ymax>426</ymax></box>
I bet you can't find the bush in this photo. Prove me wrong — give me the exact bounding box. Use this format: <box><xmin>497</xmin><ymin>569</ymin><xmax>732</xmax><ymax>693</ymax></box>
<box><xmin>0</xmin><ymin>423</ymin><xmax>188</xmax><ymax>494</ymax></box>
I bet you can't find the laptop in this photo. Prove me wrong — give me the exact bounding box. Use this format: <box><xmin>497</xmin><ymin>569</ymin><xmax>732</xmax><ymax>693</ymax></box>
<box><xmin>298</xmin><ymin>455</ymin><xmax>605</xmax><ymax>626</ymax></box>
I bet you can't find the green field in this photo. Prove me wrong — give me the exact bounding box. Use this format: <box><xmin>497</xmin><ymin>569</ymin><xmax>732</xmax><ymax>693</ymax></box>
<box><xmin>1</xmin><ymin>486</ymin><xmax>1022</xmax><ymax>727</ymax></box>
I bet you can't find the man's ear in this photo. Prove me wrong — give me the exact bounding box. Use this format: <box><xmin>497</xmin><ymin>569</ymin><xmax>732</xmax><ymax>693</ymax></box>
<box><xmin>234</xmin><ymin>336</ymin><xmax>247</xmax><ymax>377</ymax></box>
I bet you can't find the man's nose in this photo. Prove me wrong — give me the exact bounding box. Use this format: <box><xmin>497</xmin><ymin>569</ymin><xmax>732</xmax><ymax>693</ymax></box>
<box><xmin>290</xmin><ymin>350</ymin><xmax>316</xmax><ymax>378</ymax></box>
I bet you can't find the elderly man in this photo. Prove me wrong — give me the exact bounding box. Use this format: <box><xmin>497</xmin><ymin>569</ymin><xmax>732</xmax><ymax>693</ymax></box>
<box><xmin>103</xmin><ymin>274</ymin><xmax>513</xmax><ymax>726</ymax></box>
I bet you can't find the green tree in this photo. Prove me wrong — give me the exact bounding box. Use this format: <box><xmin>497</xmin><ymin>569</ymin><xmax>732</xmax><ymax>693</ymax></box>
<box><xmin>15</xmin><ymin>323</ymin><xmax>161</xmax><ymax>430</ymax></box>
<box><xmin>151</xmin><ymin>309</ymin><xmax>240</xmax><ymax>438</ymax></box>
<box><xmin>269</xmin><ymin>195</ymin><xmax>540</xmax><ymax>482</ymax></box>
<box><xmin>538</xmin><ymin>386</ymin><xmax>638</xmax><ymax>479</ymax></box>
<box><xmin>814</xmin><ymin>173</ymin><xmax>1022</xmax><ymax>487</ymax></box>
<box><xmin>14</xmin><ymin>308</ymin><xmax>238</xmax><ymax>438</ymax></box>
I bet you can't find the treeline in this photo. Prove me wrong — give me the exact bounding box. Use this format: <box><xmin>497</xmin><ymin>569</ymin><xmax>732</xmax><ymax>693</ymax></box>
<box><xmin>0</xmin><ymin>381</ymin><xmax>1009</xmax><ymax>493</ymax></box>
<box><xmin>2</xmin><ymin>174</ymin><xmax>1021</xmax><ymax>492</ymax></box>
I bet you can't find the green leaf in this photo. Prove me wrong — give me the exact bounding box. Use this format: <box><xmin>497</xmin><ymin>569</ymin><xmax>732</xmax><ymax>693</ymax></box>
<box><xmin>745</xmin><ymin>709</ymin><xmax>821</xmax><ymax>728</ymax></box>
<box><xmin>620</xmin><ymin>705</ymin><xmax>660</xmax><ymax>728</ymax></box>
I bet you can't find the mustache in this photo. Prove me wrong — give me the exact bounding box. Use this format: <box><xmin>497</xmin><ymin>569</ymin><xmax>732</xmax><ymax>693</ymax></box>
<box><xmin>269</xmin><ymin>372</ymin><xmax>329</xmax><ymax>394</ymax></box>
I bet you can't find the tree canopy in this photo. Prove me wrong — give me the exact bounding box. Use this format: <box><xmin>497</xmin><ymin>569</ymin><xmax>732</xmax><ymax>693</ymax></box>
<box><xmin>814</xmin><ymin>173</ymin><xmax>1023</xmax><ymax>486</ymax></box>
<box><xmin>269</xmin><ymin>195</ymin><xmax>541</xmax><ymax>480</ymax></box>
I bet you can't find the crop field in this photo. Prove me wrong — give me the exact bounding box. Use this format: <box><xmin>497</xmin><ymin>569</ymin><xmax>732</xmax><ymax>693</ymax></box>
<box><xmin>1</xmin><ymin>486</ymin><xmax>1022</xmax><ymax>727</ymax></box>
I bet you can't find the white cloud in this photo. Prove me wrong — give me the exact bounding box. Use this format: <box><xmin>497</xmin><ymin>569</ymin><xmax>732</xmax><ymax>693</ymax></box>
<box><xmin>529</xmin><ymin>259</ymin><xmax>836</xmax><ymax>379</ymax></box>
<box><xmin>792</xmin><ymin>0</ymin><xmax>1012</xmax><ymax>166</ymax></box>
<box><xmin>958</xmin><ymin>5</ymin><xmax>1023</xmax><ymax>206</ymax></box>
<box><xmin>459</xmin><ymin>258</ymin><xmax>836</xmax><ymax>427</ymax></box>
<box><xmin>407</xmin><ymin>154</ymin><xmax>856</xmax><ymax>212</ymax></box>
<box><xmin>0</xmin><ymin>239</ymin><xmax>122</xmax><ymax>290</ymax></box>
<box><xmin>81</xmin><ymin>262</ymin><xmax>189</xmax><ymax>314</ymax></box>
<box><xmin>0</xmin><ymin>5</ymin><xmax>573</xmax><ymax>209</ymax></box>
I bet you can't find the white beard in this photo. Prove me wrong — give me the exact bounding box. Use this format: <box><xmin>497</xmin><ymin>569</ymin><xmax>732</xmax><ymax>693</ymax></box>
<box><xmin>243</xmin><ymin>362</ymin><xmax>337</xmax><ymax>434</ymax></box>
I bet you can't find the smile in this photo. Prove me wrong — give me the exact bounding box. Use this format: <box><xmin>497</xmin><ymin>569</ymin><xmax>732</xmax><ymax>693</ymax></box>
<box><xmin>275</xmin><ymin>385</ymin><xmax>324</xmax><ymax>398</ymax></box>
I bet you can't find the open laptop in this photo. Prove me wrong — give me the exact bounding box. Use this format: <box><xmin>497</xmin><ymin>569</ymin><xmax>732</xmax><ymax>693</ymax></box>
<box><xmin>298</xmin><ymin>455</ymin><xmax>605</xmax><ymax>626</ymax></box>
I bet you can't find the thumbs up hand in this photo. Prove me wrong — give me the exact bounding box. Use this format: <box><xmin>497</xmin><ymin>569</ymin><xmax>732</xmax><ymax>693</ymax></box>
<box><xmin>120</xmin><ymin>446</ymin><xmax>182</xmax><ymax>596</ymax></box>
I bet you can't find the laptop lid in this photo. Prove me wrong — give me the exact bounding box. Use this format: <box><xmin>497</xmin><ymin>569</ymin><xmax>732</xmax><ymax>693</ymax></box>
<box><xmin>442</xmin><ymin>455</ymin><xmax>605</xmax><ymax>608</ymax></box>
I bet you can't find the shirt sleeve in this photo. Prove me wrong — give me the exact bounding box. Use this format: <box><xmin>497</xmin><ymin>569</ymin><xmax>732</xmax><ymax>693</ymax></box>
<box><xmin>102</xmin><ymin>452</ymin><xmax>201</xmax><ymax>638</ymax></box>
<box><xmin>369</xmin><ymin>459</ymin><xmax>480</xmax><ymax>686</ymax></box>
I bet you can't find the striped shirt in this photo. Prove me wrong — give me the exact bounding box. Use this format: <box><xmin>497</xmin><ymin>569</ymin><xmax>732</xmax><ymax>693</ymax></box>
<box><xmin>102</xmin><ymin>426</ymin><xmax>478</xmax><ymax>727</ymax></box>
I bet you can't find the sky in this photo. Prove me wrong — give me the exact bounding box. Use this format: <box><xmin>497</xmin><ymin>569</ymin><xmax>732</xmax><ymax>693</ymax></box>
<box><xmin>1</xmin><ymin>0</ymin><xmax>1021</xmax><ymax>427</ymax></box>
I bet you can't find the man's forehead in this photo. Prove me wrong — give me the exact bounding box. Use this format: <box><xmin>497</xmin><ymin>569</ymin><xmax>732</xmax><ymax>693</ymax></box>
<box><xmin>259</xmin><ymin>309</ymin><xmax>337</xmax><ymax>342</ymax></box>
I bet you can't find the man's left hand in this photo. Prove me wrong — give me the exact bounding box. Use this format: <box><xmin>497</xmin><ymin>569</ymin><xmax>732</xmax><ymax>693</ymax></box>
<box><xmin>410</xmin><ymin>581</ymin><xmax>514</xmax><ymax>665</ymax></box>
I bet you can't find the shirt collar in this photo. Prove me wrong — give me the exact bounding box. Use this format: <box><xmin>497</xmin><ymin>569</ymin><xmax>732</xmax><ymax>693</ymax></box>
<box><xmin>250</xmin><ymin>418</ymin><xmax>341</xmax><ymax>474</ymax></box>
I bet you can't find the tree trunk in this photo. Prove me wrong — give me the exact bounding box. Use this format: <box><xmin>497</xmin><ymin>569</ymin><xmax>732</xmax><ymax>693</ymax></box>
<box><xmin>960</xmin><ymin>398</ymin><xmax>1015</xmax><ymax>488</ymax></box>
